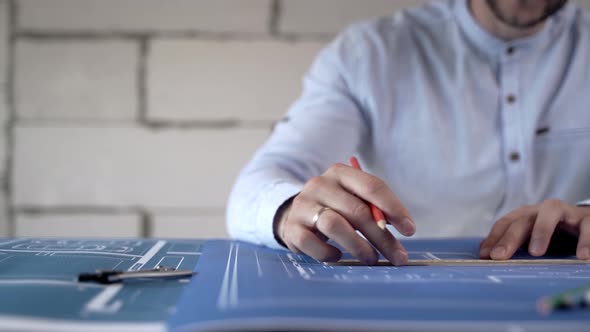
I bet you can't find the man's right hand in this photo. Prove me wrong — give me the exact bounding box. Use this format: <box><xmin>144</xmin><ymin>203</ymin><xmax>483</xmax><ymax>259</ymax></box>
<box><xmin>274</xmin><ymin>163</ymin><xmax>416</xmax><ymax>265</ymax></box>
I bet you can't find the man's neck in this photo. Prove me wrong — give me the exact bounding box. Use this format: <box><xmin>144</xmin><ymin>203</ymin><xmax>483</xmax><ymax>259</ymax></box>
<box><xmin>469</xmin><ymin>0</ymin><xmax>545</xmax><ymax>41</ymax></box>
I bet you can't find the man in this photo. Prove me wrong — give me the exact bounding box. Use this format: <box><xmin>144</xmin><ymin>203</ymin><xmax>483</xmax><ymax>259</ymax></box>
<box><xmin>227</xmin><ymin>0</ymin><xmax>590</xmax><ymax>265</ymax></box>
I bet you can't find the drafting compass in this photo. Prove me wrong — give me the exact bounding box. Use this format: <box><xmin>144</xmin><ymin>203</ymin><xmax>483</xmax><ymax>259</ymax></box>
<box><xmin>78</xmin><ymin>266</ymin><xmax>194</xmax><ymax>284</ymax></box>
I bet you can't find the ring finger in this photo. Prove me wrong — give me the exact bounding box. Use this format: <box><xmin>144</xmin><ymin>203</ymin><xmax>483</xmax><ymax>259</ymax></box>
<box><xmin>308</xmin><ymin>183</ymin><xmax>408</xmax><ymax>265</ymax></box>
<box><xmin>291</xmin><ymin>201</ymin><xmax>378</xmax><ymax>264</ymax></box>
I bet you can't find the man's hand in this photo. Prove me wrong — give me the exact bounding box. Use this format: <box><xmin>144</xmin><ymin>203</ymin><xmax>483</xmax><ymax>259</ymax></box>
<box><xmin>480</xmin><ymin>199</ymin><xmax>590</xmax><ymax>260</ymax></box>
<box><xmin>274</xmin><ymin>163</ymin><xmax>416</xmax><ymax>266</ymax></box>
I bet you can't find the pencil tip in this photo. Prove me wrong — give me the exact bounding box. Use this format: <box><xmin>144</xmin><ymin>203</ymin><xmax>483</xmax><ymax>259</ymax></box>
<box><xmin>536</xmin><ymin>297</ymin><xmax>552</xmax><ymax>316</ymax></box>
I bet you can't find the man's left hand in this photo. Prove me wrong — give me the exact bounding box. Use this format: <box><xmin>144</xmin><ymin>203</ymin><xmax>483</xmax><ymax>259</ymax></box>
<box><xmin>480</xmin><ymin>199</ymin><xmax>590</xmax><ymax>260</ymax></box>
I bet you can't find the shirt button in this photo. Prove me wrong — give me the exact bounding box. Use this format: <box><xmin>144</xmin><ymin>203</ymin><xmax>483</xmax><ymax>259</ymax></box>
<box><xmin>509</xmin><ymin>152</ymin><xmax>520</xmax><ymax>162</ymax></box>
<box><xmin>506</xmin><ymin>46</ymin><xmax>515</xmax><ymax>55</ymax></box>
<box><xmin>506</xmin><ymin>94</ymin><xmax>516</xmax><ymax>104</ymax></box>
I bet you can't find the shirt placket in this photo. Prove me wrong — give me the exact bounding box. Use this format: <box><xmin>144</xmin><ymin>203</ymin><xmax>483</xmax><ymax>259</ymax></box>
<box><xmin>498</xmin><ymin>45</ymin><xmax>526</xmax><ymax>213</ymax></box>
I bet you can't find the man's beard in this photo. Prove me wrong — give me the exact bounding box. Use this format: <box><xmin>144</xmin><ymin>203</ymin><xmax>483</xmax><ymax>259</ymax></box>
<box><xmin>486</xmin><ymin>0</ymin><xmax>568</xmax><ymax>28</ymax></box>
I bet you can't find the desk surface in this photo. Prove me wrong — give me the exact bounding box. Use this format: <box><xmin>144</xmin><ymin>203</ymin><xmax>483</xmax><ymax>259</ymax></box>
<box><xmin>2</xmin><ymin>237</ymin><xmax>589</xmax><ymax>332</ymax></box>
<box><xmin>0</xmin><ymin>238</ymin><xmax>201</xmax><ymax>332</ymax></box>
<box><xmin>170</xmin><ymin>238</ymin><xmax>590</xmax><ymax>332</ymax></box>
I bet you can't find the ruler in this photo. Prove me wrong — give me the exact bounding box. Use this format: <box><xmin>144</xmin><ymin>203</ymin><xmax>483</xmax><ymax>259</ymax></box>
<box><xmin>327</xmin><ymin>258</ymin><xmax>590</xmax><ymax>266</ymax></box>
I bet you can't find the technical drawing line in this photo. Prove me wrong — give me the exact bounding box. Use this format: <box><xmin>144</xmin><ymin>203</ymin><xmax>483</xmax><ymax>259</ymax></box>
<box><xmin>424</xmin><ymin>252</ymin><xmax>441</xmax><ymax>260</ymax></box>
<box><xmin>112</xmin><ymin>260</ymin><xmax>124</xmax><ymax>271</ymax></box>
<box><xmin>288</xmin><ymin>254</ymin><xmax>311</xmax><ymax>280</ymax></box>
<box><xmin>153</xmin><ymin>256</ymin><xmax>185</xmax><ymax>270</ymax></box>
<box><xmin>0</xmin><ymin>255</ymin><xmax>12</xmax><ymax>263</ymax></box>
<box><xmin>131</xmin><ymin>241</ymin><xmax>166</xmax><ymax>270</ymax></box>
<box><xmin>254</xmin><ymin>249</ymin><xmax>263</xmax><ymax>277</ymax></box>
<box><xmin>176</xmin><ymin>257</ymin><xmax>185</xmax><ymax>270</ymax></box>
<box><xmin>0</xmin><ymin>239</ymin><xmax>25</xmax><ymax>246</ymax></box>
<box><xmin>229</xmin><ymin>244</ymin><xmax>240</xmax><ymax>308</ymax></box>
<box><xmin>84</xmin><ymin>285</ymin><xmax>124</xmax><ymax>314</ymax></box>
<box><xmin>167</xmin><ymin>251</ymin><xmax>201</xmax><ymax>255</ymax></box>
<box><xmin>487</xmin><ymin>276</ymin><xmax>502</xmax><ymax>283</ymax></box>
<box><xmin>0</xmin><ymin>279</ymin><xmax>103</xmax><ymax>288</ymax></box>
<box><xmin>217</xmin><ymin>242</ymin><xmax>234</xmax><ymax>310</ymax></box>
<box><xmin>0</xmin><ymin>249</ymin><xmax>143</xmax><ymax>258</ymax></box>
<box><xmin>278</xmin><ymin>254</ymin><xmax>293</xmax><ymax>278</ymax></box>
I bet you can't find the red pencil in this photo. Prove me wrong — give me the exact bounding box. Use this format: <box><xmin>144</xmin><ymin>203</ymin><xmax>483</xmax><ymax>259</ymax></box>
<box><xmin>349</xmin><ymin>156</ymin><xmax>387</xmax><ymax>230</ymax></box>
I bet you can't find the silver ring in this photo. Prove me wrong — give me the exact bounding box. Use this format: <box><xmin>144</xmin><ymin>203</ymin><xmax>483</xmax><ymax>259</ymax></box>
<box><xmin>312</xmin><ymin>206</ymin><xmax>332</xmax><ymax>229</ymax></box>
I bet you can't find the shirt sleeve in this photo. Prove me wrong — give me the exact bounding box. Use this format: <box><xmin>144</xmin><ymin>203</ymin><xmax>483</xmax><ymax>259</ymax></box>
<box><xmin>226</xmin><ymin>25</ymin><xmax>371</xmax><ymax>249</ymax></box>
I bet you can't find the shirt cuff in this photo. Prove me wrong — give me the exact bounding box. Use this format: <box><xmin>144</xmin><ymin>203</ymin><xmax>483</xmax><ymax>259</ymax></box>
<box><xmin>577</xmin><ymin>199</ymin><xmax>590</xmax><ymax>206</ymax></box>
<box><xmin>256</xmin><ymin>181</ymin><xmax>303</xmax><ymax>250</ymax></box>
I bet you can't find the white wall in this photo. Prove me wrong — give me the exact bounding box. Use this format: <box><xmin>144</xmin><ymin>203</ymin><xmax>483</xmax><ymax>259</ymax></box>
<box><xmin>1</xmin><ymin>0</ymin><xmax>589</xmax><ymax>239</ymax></box>
<box><xmin>1</xmin><ymin>0</ymin><xmax>426</xmax><ymax>238</ymax></box>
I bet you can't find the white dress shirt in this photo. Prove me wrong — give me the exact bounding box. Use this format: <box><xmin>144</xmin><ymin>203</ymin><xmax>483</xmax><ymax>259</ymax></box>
<box><xmin>227</xmin><ymin>0</ymin><xmax>590</xmax><ymax>249</ymax></box>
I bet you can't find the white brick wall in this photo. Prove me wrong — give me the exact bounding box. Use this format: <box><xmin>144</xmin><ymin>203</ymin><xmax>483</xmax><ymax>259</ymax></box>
<box><xmin>0</xmin><ymin>199</ymin><xmax>6</xmax><ymax>237</ymax></box>
<box><xmin>14</xmin><ymin>126</ymin><xmax>269</xmax><ymax>208</ymax></box>
<box><xmin>151</xmin><ymin>213</ymin><xmax>228</xmax><ymax>239</ymax></box>
<box><xmin>18</xmin><ymin>0</ymin><xmax>271</xmax><ymax>34</ymax></box>
<box><xmin>149</xmin><ymin>40</ymin><xmax>323</xmax><ymax>122</ymax></box>
<box><xmin>15</xmin><ymin>213</ymin><xmax>141</xmax><ymax>237</ymax></box>
<box><xmin>0</xmin><ymin>0</ymin><xmax>8</xmax><ymax>236</ymax></box>
<box><xmin>280</xmin><ymin>0</ymin><xmax>431</xmax><ymax>35</ymax></box>
<box><xmin>6</xmin><ymin>0</ymin><xmax>590</xmax><ymax>239</ymax></box>
<box><xmin>16</xmin><ymin>40</ymin><xmax>138</xmax><ymax>120</ymax></box>
<box><xmin>0</xmin><ymin>1</ymin><xmax>6</xmax><ymax>87</ymax></box>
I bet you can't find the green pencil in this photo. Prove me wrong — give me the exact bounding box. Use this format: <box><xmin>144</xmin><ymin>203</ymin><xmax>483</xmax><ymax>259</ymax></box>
<box><xmin>537</xmin><ymin>282</ymin><xmax>590</xmax><ymax>315</ymax></box>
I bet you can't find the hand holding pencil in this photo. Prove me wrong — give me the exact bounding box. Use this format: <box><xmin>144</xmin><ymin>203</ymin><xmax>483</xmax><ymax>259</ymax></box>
<box><xmin>274</xmin><ymin>155</ymin><xmax>416</xmax><ymax>266</ymax></box>
<box><xmin>349</xmin><ymin>156</ymin><xmax>387</xmax><ymax>230</ymax></box>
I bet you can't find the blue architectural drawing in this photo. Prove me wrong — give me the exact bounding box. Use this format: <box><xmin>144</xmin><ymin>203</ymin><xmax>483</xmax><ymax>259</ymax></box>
<box><xmin>169</xmin><ymin>238</ymin><xmax>590</xmax><ymax>332</ymax></box>
<box><xmin>0</xmin><ymin>238</ymin><xmax>202</xmax><ymax>331</ymax></box>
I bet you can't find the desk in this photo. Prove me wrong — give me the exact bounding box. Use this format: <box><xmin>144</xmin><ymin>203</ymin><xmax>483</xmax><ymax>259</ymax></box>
<box><xmin>1</xmin><ymin>238</ymin><xmax>589</xmax><ymax>332</ymax></box>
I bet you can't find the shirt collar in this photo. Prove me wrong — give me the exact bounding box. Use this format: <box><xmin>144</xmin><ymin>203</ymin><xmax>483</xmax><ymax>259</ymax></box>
<box><xmin>454</xmin><ymin>0</ymin><xmax>576</xmax><ymax>59</ymax></box>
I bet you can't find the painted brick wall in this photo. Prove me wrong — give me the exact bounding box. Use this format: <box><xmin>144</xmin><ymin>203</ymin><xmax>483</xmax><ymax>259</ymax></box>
<box><xmin>0</xmin><ymin>1</ymin><xmax>7</xmax><ymax>237</ymax></box>
<box><xmin>2</xmin><ymin>0</ymin><xmax>590</xmax><ymax>239</ymax></box>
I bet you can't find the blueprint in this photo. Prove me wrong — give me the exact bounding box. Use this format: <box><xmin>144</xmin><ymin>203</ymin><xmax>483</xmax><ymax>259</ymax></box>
<box><xmin>169</xmin><ymin>238</ymin><xmax>590</xmax><ymax>332</ymax></box>
<box><xmin>0</xmin><ymin>238</ymin><xmax>202</xmax><ymax>332</ymax></box>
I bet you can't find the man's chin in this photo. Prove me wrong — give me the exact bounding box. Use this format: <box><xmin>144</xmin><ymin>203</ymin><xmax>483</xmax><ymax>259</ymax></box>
<box><xmin>486</xmin><ymin>0</ymin><xmax>568</xmax><ymax>30</ymax></box>
<box><xmin>504</xmin><ymin>16</ymin><xmax>551</xmax><ymax>29</ymax></box>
